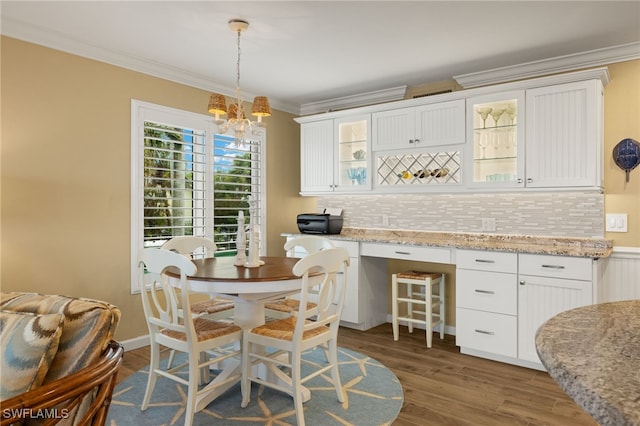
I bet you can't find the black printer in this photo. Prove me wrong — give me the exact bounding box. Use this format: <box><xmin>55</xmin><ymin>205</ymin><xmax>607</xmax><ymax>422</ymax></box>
<box><xmin>297</xmin><ymin>211</ymin><xmax>343</xmax><ymax>235</ymax></box>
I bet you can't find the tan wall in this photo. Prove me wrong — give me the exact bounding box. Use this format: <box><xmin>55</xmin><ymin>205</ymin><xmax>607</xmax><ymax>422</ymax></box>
<box><xmin>0</xmin><ymin>36</ymin><xmax>306</xmax><ymax>341</ymax></box>
<box><xmin>602</xmin><ymin>61</ymin><xmax>640</xmax><ymax>247</ymax></box>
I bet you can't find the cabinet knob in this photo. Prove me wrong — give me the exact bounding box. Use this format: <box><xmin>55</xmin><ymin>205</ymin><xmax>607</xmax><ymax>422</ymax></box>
<box><xmin>519</xmin><ymin>280</ymin><xmax>525</xmax><ymax>285</ymax></box>
<box><xmin>527</xmin><ymin>178</ymin><xmax>533</xmax><ymax>183</ymax></box>
<box><xmin>415</xmin><ymin>138</ymin><xmax>420</xmax><ymax>144</ymax></box>
<box><xmin>409</xmin><ymin>139</ymin><xmax>414</xmax><ymax>144</ymax></box>
<box><xmin>517</xmin><ymin>178</ymin><xmax>523</xmax><ymax>183</ymax></box>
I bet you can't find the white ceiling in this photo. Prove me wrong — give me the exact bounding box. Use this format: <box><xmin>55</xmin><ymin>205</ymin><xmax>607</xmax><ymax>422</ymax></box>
<box><xmin>2</xmin><ymin>1</ymin><xmax>639</xmax><ymax>114</ymax></box>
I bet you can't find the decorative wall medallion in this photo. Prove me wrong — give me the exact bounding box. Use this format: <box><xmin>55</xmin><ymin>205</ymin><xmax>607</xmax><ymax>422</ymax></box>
<box><xmin>613</xmin><ymin>138</ymin><xmax>640</xmax><ymax>183</ymax></box>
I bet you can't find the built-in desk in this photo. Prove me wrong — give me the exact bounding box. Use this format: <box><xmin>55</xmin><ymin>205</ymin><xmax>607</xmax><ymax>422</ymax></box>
<box><xmin>282</xmin><ymin>228</ymin><xmax>612</xmax><ymax>370</ymax></box>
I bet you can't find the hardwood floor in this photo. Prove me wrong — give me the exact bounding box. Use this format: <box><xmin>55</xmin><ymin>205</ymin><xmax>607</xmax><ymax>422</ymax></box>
<box><xmin>116</xmin><ymin>325</ymin><xmax>597</xmax><ymax>426</ymax></box>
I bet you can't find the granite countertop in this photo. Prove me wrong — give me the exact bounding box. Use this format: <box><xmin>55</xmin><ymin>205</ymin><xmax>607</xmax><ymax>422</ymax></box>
<box><xmin>535</xmin><ymin>301</ymin><xmax>640</xmax><ymax>426</ymax></box>
<box><xmin>287</xmin><ymin>227</ymin><xmax>612</xmax><ymax>258</ymax></box>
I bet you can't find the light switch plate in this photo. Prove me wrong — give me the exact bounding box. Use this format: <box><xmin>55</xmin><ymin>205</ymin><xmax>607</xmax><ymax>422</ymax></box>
<box><xmin>605</xmin><ymin>213</ymin><xmax>628</xmax><ymax>232</ymax></box>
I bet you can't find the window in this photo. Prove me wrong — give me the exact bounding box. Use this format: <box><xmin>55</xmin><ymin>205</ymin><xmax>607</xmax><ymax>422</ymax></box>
<box><xmin>130</xmin><ymin>100</ymin><xmax>265</xmax><ymax>292</ymax></box>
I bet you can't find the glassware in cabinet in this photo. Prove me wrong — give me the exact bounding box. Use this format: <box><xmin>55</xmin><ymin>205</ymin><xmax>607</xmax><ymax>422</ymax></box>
<box><xmin>336</xmin><ymin>116</ymin><xmax>370</xmax><ymax>188</ymax></box>
<box><xmin>467</xmin><ymin>91</ymin><xmax>524</xmax><ymax>186</ymax></box>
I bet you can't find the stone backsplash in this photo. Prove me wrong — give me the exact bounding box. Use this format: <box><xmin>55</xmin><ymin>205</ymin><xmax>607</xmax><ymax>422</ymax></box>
<box><xmin>317</xmin><ymin>192</ymin><xmax>604</xmax><ymax>238</ymax></box>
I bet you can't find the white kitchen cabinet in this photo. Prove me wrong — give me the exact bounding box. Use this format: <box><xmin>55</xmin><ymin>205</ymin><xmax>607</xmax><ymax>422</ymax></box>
<box><xmin>465</xmin><ymin>90</ymin><xmax>525</xmax><ymax>188</ymax></box>
<box><xmin>298</xmin><ymin>115</ymin><xmax>371</xmax><ymax>194</ymax></box>
<box><xmin>455</xmin><ymin>249</ymin><xmax>519</xmax><ymax>358</ymax></box>
<box><xmin>517</xmin><ymin>254</ymin><xmax>593</xmax><ymax>364</ymax></box>
<box><xmin>372</xmin><ymin>100</ymin><xmax>465</xmax><ymax>151</ymax></box>
<box><xmin>296</xmin><ymin>69</ymin><xmax>607</xmax><ymax>194</ymax></box>
<box><xmin>299</xmin><ymin>120</ymin><xmax>334</xmax><ymax>193</ymax></box>
<box><xmin>285</xmin><ymin>237</ymin><xmax>368</xmax><ymax>328</ymax></box>
<box><xmin>525</xmin><ymin>79</ymin><xmax>603</xmax><ymax>189</ymax></box>
<box><xmin>456</xmin><ymin>250</ymin><xmax>597</xmax><ymax>370</ymax></box>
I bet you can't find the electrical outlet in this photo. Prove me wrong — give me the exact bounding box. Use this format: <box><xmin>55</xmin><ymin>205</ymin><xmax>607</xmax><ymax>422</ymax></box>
<box><xmin>481</xmin><ymin>218</ymin><xmax>496</xmax><ymax>232</ymax></box>
<box><xmin>606</xmin><ymin>213</ymin><xmax>628</xmax><ymax>232</ymax></box>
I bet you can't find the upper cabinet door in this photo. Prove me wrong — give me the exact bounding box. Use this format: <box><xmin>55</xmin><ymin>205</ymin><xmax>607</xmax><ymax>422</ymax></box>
<box><xmin>372</xmin><ymin>99</ymin><xmax>465</xmax><ymax>151</ymax></box>
<box><xmin>334</xmin><ymin>115</ymin><xmax>372</xmax><ymax>192</ymax></box>
<box><xmin>414</xmin><ymin>100</ymin><xmax>466</xmax><ymax>147</ymax></box>
<box><xmin>466</xmin><ymin>90</ymin><xmax>526</xmax><ymax>188</ymax></box>
<box><xmin>371</xmin><ymin>108</ymin><xmax>415</xmax><ymax>150</ymax></box>
<box><xmin>525</xmin><ymin>80</ymin><xmax>603</xmax><ymax>189</ymax></box>
<box><xmin>300</xmin><ymin>120</ymin><xmax>334</xmax><ymax>193</ymax></box>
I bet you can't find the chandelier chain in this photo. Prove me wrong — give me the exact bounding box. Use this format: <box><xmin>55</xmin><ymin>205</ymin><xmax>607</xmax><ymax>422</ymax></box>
<box><xmin>235</xmin><ymin>28</ymin><xmax>242</xmax><ymax>104</ymax></box>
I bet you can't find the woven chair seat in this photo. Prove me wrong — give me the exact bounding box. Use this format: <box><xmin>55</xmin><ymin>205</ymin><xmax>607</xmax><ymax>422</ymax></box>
<box><xmin>249</xmin><ymin>317</ymin><xmax>329</xmax><ymax>341</ymax></box>
<box><xmin>264</xmin><ymin>298</ymin><xmax>317</xmax><ymax>314</ymax></box>
<box><xmin>190</xmin><ymin>298</ymin><xmax>235</xmax><ymax>315</ymax></box>
<box><xmin>396</xmin><ymin>270</ymin><xmax>443</xmax><ymax>280</ymax></box>
<box><xmin>162</xmin><ymin>318</ymin><xmax>240</xmax><ymax>342</ymax></box>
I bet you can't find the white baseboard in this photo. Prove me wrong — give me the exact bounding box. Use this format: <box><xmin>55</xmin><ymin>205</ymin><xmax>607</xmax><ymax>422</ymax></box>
<box><xmin>121</xmin><ymin>334</ymin><xmax>149</xmax><ymax>352</ymax></box>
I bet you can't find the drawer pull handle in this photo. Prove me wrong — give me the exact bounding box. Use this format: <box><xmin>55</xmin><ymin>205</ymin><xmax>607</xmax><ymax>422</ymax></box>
<box><xmin>474</xmin><ymin>329</ymin><xmax>495</xmax><ymax>335</ymax></box>
<box><xmin>474</xmin><ymin>259</ymin><xmax>495</xmax><ymax>263</ymax></box>
<box><xmin>474</xmin><ymin>289</ymin><xmax>495</xmax><ymax>294</ymax></box>
<box><xmin>541</xmin><ymin>264</ymin><xmax>565</xmax><ymax>269</ymax></box>
<box><xmin>395</xmin><ymin>251</ymin><xmax>411</xmax><ymax>255</ymax></box>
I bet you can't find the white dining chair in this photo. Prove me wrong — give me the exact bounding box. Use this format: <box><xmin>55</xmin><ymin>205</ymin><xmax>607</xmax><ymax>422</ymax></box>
<box><xmin>162</xmin><ymin>236</ymin><xmax>235</xmax><ymax>368</ymax></box>
<box><xmin>240</xmin><ymin>247</ymin><xmax>350</xmax><ymax>426</ymax></box>
<box><xmin>264</xmin><ymin>235</ymin><xmax>335</xmax><ymax>319</ymax></box>
<box><xmin>161</xmin><ymin>236</ymin><xmax>236</xmax><ymax>316</ymax></box>
<box><xmin>138</xmin><ymin>248</ymin><xmax>242</xmax><ymax>426</ymax></box>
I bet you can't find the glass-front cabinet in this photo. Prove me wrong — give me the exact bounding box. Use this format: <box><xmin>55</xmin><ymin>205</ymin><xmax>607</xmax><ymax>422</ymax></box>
<box><xmin>335</xmin><ymin>115</ymin><xmax>371</xmax><ymax>191</ymax></box>
<box><xmin>466</xmin><ymin>91</ymin><xmax>525</xmax><ymax>188</ymax></box>
<box><xmin>298</xmin><ymin>114</ymin><xmax>370</xmax><ymax>194</ymax></box>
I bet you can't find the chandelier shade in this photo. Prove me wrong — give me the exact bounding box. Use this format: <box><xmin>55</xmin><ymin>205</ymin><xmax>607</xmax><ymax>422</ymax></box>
<box><xmin>208</xmin><ymin>93</ymin><xmax>227</xmax><ymax>121</ymax></box>
<box><xmin>208</xmin><ymin>19</ymin><xmax>270</xmax><ymax>143</ymax></box>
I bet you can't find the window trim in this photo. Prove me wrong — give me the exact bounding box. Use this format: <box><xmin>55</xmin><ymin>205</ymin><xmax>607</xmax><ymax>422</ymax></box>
<box><xmin>130</xmin><ymin>99</ymin><xmax>266</xmax><ymax>293</ymax></box>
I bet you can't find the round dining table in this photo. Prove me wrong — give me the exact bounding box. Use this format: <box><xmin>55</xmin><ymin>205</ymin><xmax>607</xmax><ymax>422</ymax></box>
<box><xmin>535</xmin><ymin>300</ymin><xmax>640</xmax><ymax>426</ymax></box>
<box><xmin>165</xmin><ymin>255</ymin><xmax>314</xmax><ymax>410</ymax></box>
<box><xmin>181</xmin><ymin>255</ymin><xmax>304</xmax><ymax>328</ymax></box>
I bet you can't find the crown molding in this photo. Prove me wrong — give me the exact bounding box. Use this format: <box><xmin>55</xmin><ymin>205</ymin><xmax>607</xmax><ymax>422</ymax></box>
<box><xmin>299</xmin><ymin>86</ymin><xmax>407</xmax><ymax>116</ymax></box>
<box><xmin>454</xmin><ymin>42</ymin><xmax>640</xmax><ymax>89</ymax></box>
<box><xmin>1</xmin><ymin>17</ymin><xmax>300</xmax><ymax>115</ymax></box>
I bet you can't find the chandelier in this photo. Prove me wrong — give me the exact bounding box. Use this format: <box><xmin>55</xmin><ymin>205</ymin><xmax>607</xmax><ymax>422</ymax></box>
<box><xmin>208</xmin><ymin>19</ymin><xmax>271</xmax><ymax>144</ymax></box>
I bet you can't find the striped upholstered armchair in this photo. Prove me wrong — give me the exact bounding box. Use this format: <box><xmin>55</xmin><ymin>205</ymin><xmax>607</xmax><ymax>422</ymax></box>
<box><xmin>0</xmin><ymin>292</ymin><xmax>123</xmax><ymax>425</ymax></box>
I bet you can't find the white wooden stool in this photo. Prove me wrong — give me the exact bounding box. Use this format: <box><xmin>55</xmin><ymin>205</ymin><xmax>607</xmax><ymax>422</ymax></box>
<box><xmin>391</xmin><ymin>270</ymin><xmax>445</xmax><ymax>348</ymax></box>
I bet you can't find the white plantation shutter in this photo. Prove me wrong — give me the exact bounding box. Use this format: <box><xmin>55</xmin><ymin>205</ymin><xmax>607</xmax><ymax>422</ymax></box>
<box><xmin>142</xmin><ymin>122</ymin><xmax>209</xmax><ymax>245</ymax></box>
<box><xmin>212</xmin><ymin>135</ymin><xmax>263</xmax><ymax>252</ymax></box>
<box><xmin>131</xmin><ymin>100</ymin><xmax>265</xmax><ymax>292</ymax></box>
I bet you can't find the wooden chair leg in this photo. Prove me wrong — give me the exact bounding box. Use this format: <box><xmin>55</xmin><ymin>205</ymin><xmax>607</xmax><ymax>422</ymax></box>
<box><xmin>426</xmin><ymin>278</ymin><xmax>433</xmax><ymax>348</ymax></box>
<box><xmin>240</xmin><ymin>334</ymin><xmax>251</xmax><ymax>408</ymax></box>
<box><xmin>439</xmin><ymin>275</ymin><xmax>446</xmax><ymax>340</ymax></box>
<box><xmin>391</xmin><ymin>274</ymin><xmax>399</xmax><ymax>341</ymax></box>
<box><xmin>142</xmin><ymin>342</ymin><xmax>160</xmax><ymax>410</ymax></box>
<box><xmin>407</xmin><ymin>282</ymin><xmax>414</xmax><ymax>334</ymax></box>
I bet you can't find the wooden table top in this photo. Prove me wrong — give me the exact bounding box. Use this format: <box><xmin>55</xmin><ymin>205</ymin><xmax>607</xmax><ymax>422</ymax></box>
<box><xmin>174</xmin><ymin>256</ymin><xmax>300</xmax><ymax>282</ymax></box>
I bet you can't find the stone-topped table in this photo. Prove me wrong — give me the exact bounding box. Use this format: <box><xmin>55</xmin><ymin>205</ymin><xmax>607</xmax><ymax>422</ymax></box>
<box><xmin>535</xmin><ymin>300</ymin><xmax>640</xmax><ymax>426</ymax></box>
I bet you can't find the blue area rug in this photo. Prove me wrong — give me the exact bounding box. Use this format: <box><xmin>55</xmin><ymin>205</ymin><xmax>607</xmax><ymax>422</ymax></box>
<box><xmin>107</xmin><ymin>347</ymin><xmax>403</xmax><ymax>425</ymax></box>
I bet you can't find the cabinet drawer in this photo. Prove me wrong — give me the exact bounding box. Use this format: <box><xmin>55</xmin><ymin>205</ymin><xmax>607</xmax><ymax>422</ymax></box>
<box><xmin>456</xmin><ymin>249</ymin><xmax>517</xmax><ymax>273</ymax></box>
<box><xmin>361</xmin><ymin>242</ymin><xmax>451</xmax><ymax>263</ymax></box>
<box><xmin>519</xmin><ymin>254</ymin><xmax>592</xmax><ymax>281</ymax></box>
<box><xmin>330</xmin><ymin>239</ymin><xmax>359</xmax><ymax>258</ymax></box>
<box><xmin>456</xmin><ymin>270</ymin><xmax>517</xmax><ymax>315</ymax></box>
<box><xmin>456</xmin><ymin>308</ymin><xmax>517</xmax><ymax>357</ymax></box>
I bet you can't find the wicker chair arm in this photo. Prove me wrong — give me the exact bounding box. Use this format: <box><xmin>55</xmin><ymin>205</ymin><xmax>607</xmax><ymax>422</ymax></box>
<box><xmin>1</xmin><ymin>340</ymin><xmax>124</xmax><ymax>426</ymax></box>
